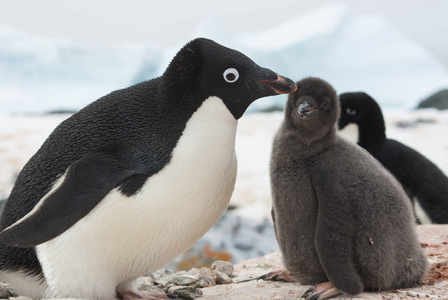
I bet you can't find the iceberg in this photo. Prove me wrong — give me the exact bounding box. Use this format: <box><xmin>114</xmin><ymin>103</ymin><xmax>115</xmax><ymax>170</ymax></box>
<box><xmin>0</xmin><ymin>25</ymin><xmax>160</xmax><ymax>113</ymax></box>
<box><xmin>0</xmin><ymin>3</ymin><xmax>447</xmax><ymax>114</ymax></box>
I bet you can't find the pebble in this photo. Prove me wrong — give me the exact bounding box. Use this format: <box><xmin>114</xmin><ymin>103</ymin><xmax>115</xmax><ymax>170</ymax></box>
<box><xmin>197</xmin><ymin>275</ymin><xmax>216</xmax><ymax>288</ymax></box>
<box><xmin>232</xmin><ymin>276</ymin><xmax>256</xmax><ymax>284</ymax></box>
<box><xmin>136</xmin><ymin>275</ymin><xmax>155</xmax><ymax>287</ymax></box>
<box><xmin>138</xmin><ymin>283</ymin><xmax>166</xmax><ymax>295</ymax></box>
<box><xmin>198</xmin><ymin>267</ymin><xmax>216</xmax><ymax>279</ymax></box>
<box><xmin>168</xmin><ymin>286</ymin><xmax>203</xmax><ymax>299</ymax></box>
<box><xmin>211</xmin><ymin>260</ymin><xmax>234</xmax><ymax>277</ymax></box>
<box><xmin>154</xmin><ymin>271</ymin><xmax>175</xmax><ymax>288</ymax></box>
<box><xmin>170</xmin><ymin>275</ymin><xmax>199</xmax><ymax>286</ymax></box>
<box><xmin>0</xmin><ymin>283</ymin><xmax>17</xmax><ymax>298</ymax></box>
<box><xmin>187</xmin><ymin>268</ymin><xmax>200</xmax><ymax>276</ymax></box>
<box><xmin>155</xmin><ymin>269</ymin><xmax>175</xmax><ymax>279</ymax></box>
<box><xmin>214</xmin><ymin>271</ymin><xmax>233</xmax><ymax>284</ymax></box>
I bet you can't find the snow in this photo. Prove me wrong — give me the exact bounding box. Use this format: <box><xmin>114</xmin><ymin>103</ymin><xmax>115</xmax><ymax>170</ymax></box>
<box><xmin>1</xmin><ymin>3</ymin><xmax>448</xmax><ymax>114</ymax></box>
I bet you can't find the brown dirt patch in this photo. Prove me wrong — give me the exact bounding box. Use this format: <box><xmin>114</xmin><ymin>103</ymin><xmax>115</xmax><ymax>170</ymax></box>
<box><xmin>422</xmin><ymin>261</ymin><xmax>448</xmax><ymax>285</ymax></box>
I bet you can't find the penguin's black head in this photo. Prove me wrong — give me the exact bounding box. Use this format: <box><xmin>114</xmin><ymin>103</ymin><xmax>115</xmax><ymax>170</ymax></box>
<box><xmin>338</xmin><ymin>92</ymin><xmax>382</xmax><ymax>129</ymax></box>
<box><xmin>286</xmin><ymin>77</ymin><xmax>339</xmax><ymax>136</ymax></box>
<box><xmin>163</xmin><ymin>38</ymin><xmax>297</xmax><ymax>119</ymax></box>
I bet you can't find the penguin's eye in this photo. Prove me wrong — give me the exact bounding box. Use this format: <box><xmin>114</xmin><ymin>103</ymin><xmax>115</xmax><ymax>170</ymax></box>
<box><xmin>223</xmin><ymin>68</ymin><xmax>239</xmax><ymax>83</ymax></box>
<box><xmin>346</xmin><ymin>108</ymin><xmax>357</xmax><ymax>115</ymax></box>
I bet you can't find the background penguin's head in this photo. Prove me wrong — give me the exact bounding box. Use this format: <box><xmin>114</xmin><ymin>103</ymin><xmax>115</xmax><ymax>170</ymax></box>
<box><xmin>285</xmin><ymin>77</ymin><xmax>339</xmax><ymax>137</ymax></box>
<box><xmin>163</xmin><ymin>38</ymin><xmax>297</xmax><ymax>119</ymax></box>
<box><xmin>338</xmin><ymin>92</ymin><xmax>383</xmax><ymax>129</ymax></box>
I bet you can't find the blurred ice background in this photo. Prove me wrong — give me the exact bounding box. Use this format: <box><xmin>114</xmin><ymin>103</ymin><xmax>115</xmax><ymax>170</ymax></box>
<box><xmin>1</xmin><ymin>2</ymin><xmax>448</xmax><ymax>114</ymax></box>
<box><xmin>1</xmin><ymin>0</ymin><xmax>447</xmax><ymax>267</ymax></box>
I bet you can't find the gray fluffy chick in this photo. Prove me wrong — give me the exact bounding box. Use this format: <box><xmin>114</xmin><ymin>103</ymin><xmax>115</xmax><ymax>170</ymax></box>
<box><xmin>267</xmin><ymin>77</ymin><xmax>428</xmax><ymax>299</ymax></box>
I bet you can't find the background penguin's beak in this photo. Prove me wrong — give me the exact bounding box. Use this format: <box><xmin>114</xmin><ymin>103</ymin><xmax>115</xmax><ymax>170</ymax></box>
<box><xmin>258</xmin><ymin>75</ymin><xmax>297</xmax><ymax>95</ymax></box>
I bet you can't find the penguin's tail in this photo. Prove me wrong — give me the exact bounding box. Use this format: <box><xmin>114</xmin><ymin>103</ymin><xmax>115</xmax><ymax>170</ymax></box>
<box><xmin>410</xmin><ymin>166</ymin><xmax>448</xmax><ymax>224</ymax></box>
<box><xmin>414</xmin><ymin>190</ymin><xmax>448</xmax><ymax>224</ymax></box>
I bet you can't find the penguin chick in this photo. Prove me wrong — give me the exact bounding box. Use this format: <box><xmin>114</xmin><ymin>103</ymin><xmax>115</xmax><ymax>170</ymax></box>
<box><xmin>339</xmin><ymin>92</ymin><xmax>448</xmax><ymax>224</ymax></box>
<box><xmin>268</xmin><ymin>77</ymin><xmax>427</xmax><ymax>299</ymax></box>
<box><xmin>0</xmin><ymin>38</ymin><xmax>297</xmax><ymax>299</ymax></box>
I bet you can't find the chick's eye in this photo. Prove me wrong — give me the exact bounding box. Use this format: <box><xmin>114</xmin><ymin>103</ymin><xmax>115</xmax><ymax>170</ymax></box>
<box><xmin>346</xmin><ymin>108</ymin><xmax>357</xmax><ymax>115</ymax></box>
<box><xmin>223</xmin><ymin>68</ymin><xmax>239</xmax><ymax>83</ymax></box>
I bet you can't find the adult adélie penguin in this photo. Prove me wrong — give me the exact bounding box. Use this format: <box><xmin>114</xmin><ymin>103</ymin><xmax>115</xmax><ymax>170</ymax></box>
<box><xmin>0</xmin><ymin>38</ymin><xmax>297</xmax><ymax>299</ymax></box>
<box><xmin>339</xmin><ymin>92</ymin><xmax>448</xmax><ymax>224</ymax></box>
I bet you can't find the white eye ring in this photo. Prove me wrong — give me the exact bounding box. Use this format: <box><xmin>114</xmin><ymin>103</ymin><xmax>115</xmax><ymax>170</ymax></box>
<box><xmin>223</xmin><ymin>68</ymin><xmax>239</xmax><ymax>83</ymax></box>
<box><xmin>346</xmin><ymin>108</ymin><xmax>357</xmax><ymax>115</ymax></box>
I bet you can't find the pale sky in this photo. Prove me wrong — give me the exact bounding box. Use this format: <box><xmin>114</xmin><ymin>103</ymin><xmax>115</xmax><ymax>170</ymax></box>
<box><xmin>1</xmin><ymin>0</ymin><xmax>448</xmax><ymax>68</ymax></box>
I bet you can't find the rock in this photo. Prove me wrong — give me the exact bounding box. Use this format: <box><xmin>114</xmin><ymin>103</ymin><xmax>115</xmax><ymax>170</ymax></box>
<box><xmin>137</xmin><ymin>286</ymin><xmax>168</xmax><ymax>299</ymax></box>
<box><xmin>230</xmin><ymin>276</ymin><xmax>256</xmax><ymax>284</ymax></box>
<box><xmin>201</xmin><ymin>225</ymin><xmax>448</xmax><ymax>299</ymax></box>
<box><xmin>210</xmin><ymin>260</ymin><xmax>234</xmax><ymax>277</ymax></box>
<box><xmin>417</xmin><ymin>89</ymin><xmax>448</xmax><ymax>110</ymax></box>
<box><xmin>198</xmin><ymin>267</ymin><xmax>216</xmax><ymax>279</ymax></box>
<box><xmin>155</xmin><ymin>269</ymin><xmax>175</xmax><ymax>279</ymax></box>
<box><xmin>9</xmin><ymin>297</ymin><xmax>33</xmax><ymax>300</ymax></box>
<box><xmin>0</xmin><ymin>282</ymin><xmax>17</xmax><ymax>298</ymax></box>
<box><xmin>214</xmin><ymin>271</ymin><xmax>232</xmax><ymax>284</ymax></box>
<box><xmin>136</xmin><ymin>275</ymin><xmax>155</xmax><ymax>287</ymax></box>
<box><xmin>170</xmin><ymin>274</ymin><xmax>199</xmax><ymax>286</ymax></box>
<box><xmin>168</xmin><ymin>286</ymin><xmax>203</xmax><ymax>299</ymax></box>
<box><xmin>164</xmin><ymin>283</ymin><xmax>176</xmax><ymax>291</ymax></box>
<box><xmin>394</xmin><ymin>118</ymin><xmax>437</xmax><ymax>128</ymax></box>
<box><xmin>197</xmin><ymin>275</ymin><xmax>216</xmax><ymax>288</ymax></box>
<box><xmin>187</xmin><ymin>268</ymin><xmax>200</xmax><ymax>276</ymax></box>
<box><xmin>138</xmin><ymin>283</ymin><xmax>166</xmax><ymax>294</ymax></box>
<box><xmin>154</xmin><ymin>270</ymin><xmax>176</xmax><ymax>288</ymax></box>
<box><xmin>175</xmin><ymin>270</ymin><xmax>188</xmax><ymax>276</ymax></box>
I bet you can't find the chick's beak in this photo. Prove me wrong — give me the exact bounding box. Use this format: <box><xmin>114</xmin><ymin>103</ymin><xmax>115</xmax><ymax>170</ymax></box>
<box><xmin>298</xmin><ymin>101</ymin><xmax>318</xmax><ymax>118</ymax></box>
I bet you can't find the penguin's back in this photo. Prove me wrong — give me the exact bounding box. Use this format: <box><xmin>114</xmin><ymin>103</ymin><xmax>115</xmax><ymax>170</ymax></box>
<box><xmin>0</xmin><ymin>78</ymin><xmax>167</xmax><ymax>231</ymax></box>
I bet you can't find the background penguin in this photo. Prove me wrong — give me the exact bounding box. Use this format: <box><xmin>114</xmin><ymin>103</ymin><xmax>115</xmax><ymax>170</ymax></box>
<box><xmin>263</xmin><ymin>77</ymin><xmax>427</xmax><ymax>299</ymax></box>
<box><xmin>339</xmin><ymin>92</ymin><xmax>448</xmax><ymax>224</ymax></box>
<box><xmin>0</xmin><ymin>38</ymin><xmax>297</xmax><ymax>299</ymax></box>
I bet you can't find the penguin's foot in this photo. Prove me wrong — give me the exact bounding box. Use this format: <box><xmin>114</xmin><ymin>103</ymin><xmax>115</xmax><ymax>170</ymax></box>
<box><xmin>301</xmin><ymin>281</ymin><xmax>342</xmax><ymax>300</ymax></box>
<box><xmin>257</xmin><ymin>269</ymin><xmax>297</xmax><ymax>282</ymax></box>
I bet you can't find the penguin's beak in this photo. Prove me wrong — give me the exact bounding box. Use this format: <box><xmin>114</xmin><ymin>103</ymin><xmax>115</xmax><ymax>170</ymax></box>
<box><xmin>259</xmin><ymin>75</ymin><xmax>297</xmax><ymax>95</ymax></box>
<box><xmin>297</xmin><ymin>101</ymin><xmax>318</xmax><ymax>119</ymax></box>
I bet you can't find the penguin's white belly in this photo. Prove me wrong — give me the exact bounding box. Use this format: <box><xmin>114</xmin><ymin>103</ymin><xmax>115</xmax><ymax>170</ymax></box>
<box><xmin>36</xmin><ymin>97</ymin><xmax>238</xmax><ymax>298</ymax></box>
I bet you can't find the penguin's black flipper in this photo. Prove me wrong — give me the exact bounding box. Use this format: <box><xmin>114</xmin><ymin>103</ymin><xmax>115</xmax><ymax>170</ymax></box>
<box><xmin>312</xmin><ymin>176</ymin><xmax>364</xmax><ymax>296</ymax></box>
<box><xmin>0</xmin><ymin>152</ymin><xmax>138</xmax><ymax>248</ymax></box>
